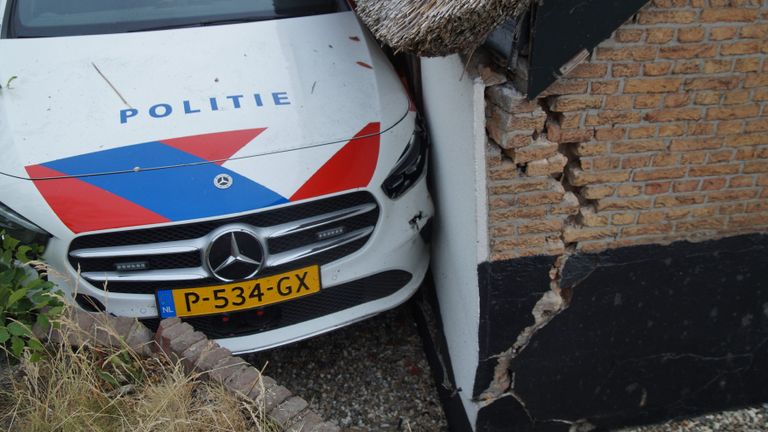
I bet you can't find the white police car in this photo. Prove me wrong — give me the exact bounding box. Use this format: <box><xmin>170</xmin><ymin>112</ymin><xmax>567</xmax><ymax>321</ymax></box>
<box><xmin>0</xmin><ymin>0</ymin><xmax>433</xmax><ymax>353</ymax></box>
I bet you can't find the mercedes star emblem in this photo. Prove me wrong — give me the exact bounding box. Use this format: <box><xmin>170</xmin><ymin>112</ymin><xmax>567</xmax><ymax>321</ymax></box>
<box><xmin>213</xmin><ymin>173</ymin><xmax>233</xmax><ymax>189</ymax></box>
<box><xmin>206</xmin><ymin>228</ymin><xmax>264</xmax><ymax>281</ymax></box>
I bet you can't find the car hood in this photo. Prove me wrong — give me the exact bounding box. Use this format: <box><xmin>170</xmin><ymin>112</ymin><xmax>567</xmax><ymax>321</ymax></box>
<box><xmin>0</xmin><ymin>11</ymin><xmax>409</xmax><ymax>180</ymax></box>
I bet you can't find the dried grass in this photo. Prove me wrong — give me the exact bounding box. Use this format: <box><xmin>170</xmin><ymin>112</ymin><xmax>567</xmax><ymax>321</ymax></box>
<box><xmin>0</xmin><ymin>310</ymin><xmax>279</xmax><ymax>432</ymax></box>
<box><xmin>355</xmin><ymin>0</ymin><xmax>531</xmax><ymax>56</ymax></box>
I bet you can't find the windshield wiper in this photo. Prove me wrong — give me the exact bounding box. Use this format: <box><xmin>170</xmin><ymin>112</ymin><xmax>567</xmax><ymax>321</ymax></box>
<box><xmin>199</xmin><ymin>17</ymin><xmax>271</xmax><ymax>26</ymax></box>
<box><xmin>129</xmin><ymin>17</ymin><xmax>270</xmax><ymax>33</ymax></box>
<box><xmin>127</xmin><ymin>23</ymin><xmax>203</xmax><ymax>32</ymax></box>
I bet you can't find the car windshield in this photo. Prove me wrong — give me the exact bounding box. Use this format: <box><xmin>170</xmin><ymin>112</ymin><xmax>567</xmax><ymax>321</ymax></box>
<box><xmin>7</xmin><ymin>0</ymin><xmax>349</xmax><ymax>38</ymax></box>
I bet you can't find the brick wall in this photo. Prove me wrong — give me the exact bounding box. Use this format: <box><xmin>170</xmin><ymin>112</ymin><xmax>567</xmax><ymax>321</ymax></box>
<box><xmin>485</xmin><ymin>0</ymin><xmax>768</xmax><ymax>260</ymax></box>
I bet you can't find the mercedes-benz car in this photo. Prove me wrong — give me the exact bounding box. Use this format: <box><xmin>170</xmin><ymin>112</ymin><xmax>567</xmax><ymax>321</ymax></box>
<box><xmin>0</xmin><ymin>0</ymin><xmax>432</xmax><ymax>353</ymax></box>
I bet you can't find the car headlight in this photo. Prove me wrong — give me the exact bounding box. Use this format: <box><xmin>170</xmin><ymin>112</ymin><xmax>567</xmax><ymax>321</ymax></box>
<box><xmin>381</xmin><ymin>125</ymin><xmax>428</xmax><ymax>200</ymax></box>
<box><xmin>0</xmin><ymin>202</ymin><xmax>50</xmax><ymax>246</ymax></box>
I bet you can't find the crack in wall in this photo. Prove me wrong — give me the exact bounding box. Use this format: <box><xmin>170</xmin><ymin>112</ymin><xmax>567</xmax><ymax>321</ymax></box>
<box><xmin>479</xmin><ymin>81</ymin><xmax>592</xmax><ymax>417</ymax></box>
<box><xmin>480</xmin><ymin>59</ymin><xmax>614</xmax><ymax>426</ymax></box>
<box><xmin>475</xmin><ymin>254</ymin><xmax>571</xmax><ymax>410</ymax></box>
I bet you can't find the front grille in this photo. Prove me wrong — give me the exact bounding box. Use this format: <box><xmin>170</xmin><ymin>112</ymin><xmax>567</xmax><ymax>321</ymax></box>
<box><xmin>69</xmin><ymin>192</ymin><xmax>379</xmax><ymax>295</ymax></box>
<box><xmin>140</xmin><ymin>270</ymin><xmax>412</xmax><ymax>339</ymax></box>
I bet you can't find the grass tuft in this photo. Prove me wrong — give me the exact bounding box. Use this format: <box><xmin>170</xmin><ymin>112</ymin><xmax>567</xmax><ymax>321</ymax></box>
<box><xmin>0</xmin><ymin>309</ymin><xmax>280</xmax><ymax>432</ymax></box>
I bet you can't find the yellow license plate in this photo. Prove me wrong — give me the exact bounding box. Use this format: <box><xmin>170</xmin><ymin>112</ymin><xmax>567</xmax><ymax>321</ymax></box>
<box><xmin>156</xmin><ymin>265</ymin><xmax>321</xmax><ymax>319</ymax></box>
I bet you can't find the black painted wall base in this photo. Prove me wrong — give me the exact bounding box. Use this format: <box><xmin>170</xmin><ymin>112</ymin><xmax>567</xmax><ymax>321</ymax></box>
<box><xmin>474</xmin><ymin>234</ymin><xmax>768</xmax><ymax>431</ymax></box>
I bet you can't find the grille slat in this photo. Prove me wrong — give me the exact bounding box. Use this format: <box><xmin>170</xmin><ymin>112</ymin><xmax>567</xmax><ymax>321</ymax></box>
<box><xmin>69</xmin><ymin>192</ymin><xmax>379</xmax><ymax>294</ymax></box>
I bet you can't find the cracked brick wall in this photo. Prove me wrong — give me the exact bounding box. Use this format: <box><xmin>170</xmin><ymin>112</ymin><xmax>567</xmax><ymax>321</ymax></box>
<box><xmin>485</xmin><ymin>0</ymin><xmax>768</xmax><ymax>260</ymax></box>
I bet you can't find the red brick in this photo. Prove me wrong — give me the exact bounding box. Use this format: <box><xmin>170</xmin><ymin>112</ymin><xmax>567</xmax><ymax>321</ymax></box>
<box><xmin>729</xmin><ymin>212</ymin><xmax>768</xmax><ymax>228</ymax></box>
<box><xmin>624</xmin><ymin>78</ymin><xmax>682</xmax><ymax>93</ymax></box>
<box><xmin>710</xmin><ymin>27</ymin><xmax>738</xmax><ymax>41</ymax></box>
<box><xmin>540</xmin><ymin>79</ymin><xmax>589</xmax><ymax>96</ymax></box>
<box><xmin>684</xmin><ymin>77</ymin><xmax>739</xmax><ymax>91</ymax></box>
<box><xmin>563</xmin><ymin>226</ymin><xmax>618</xmax><ymax>243</ymax></box>
<box><xmin>525</xmin><ymin>154</ymin><xmax>569</xmax><ymax>176</ymax></box>
<box><xmin>688</xmin><ymin>163</ymin><xmax>741</xmax><ymax>177</ymax></box>
<box><xmin>635</xmin><ymin>95</ymin><xmax>663</xmax><ymax>109</ymax></box>
<box><xmin>643</xmin><ymin>62</ymin><xmax>673</xmax><ymax>76</ymax></box>
<box><xmin>616</xmin><ymin>184</ymin><xmax>644</xmax><ymax>197</ymax></box>
<box><xmin>612</xmin><ymin>139</ymin><xmax>666</xmax><ymax>154</ymax></box>
<box><xmin>612</xmin><ymin>63</ymin><xmax>641</xmax><ymax>77</ymax></box>
<box><xmin>745</xmin><ymin>119</ymin><xmax>768</xmax><ymax>133</ymax></box>
<box><xmin>604</xmin><ymin>95</ymin><xmax>634</xmax><ymax>110</ymax></box>
<box><xmin>744</xmin><ymin>73</ymin><xmax>768</xmax><ymax>88</ymax></box>
<box><xmin>596</xmin><ymin>198</ymin><xmax>653</xmax><ymax>212</ymax></box>
<box><xmin>664</xmin><ymin>93</ymin><xmax>690</xmax><ymax>108</ymax></box>
<box><xmin>669</xmin><ymin>137</ymin><xmax>722</xmax><ymax>152</ymax></box>
<box><xmin>596</xmin><ymin>46</ymin><xmax>657</xmax><ymax>61</ymax></box>
<box><xmin>659</xmin><ymin>44</ymin><xmax>717</xmax><ymax>59</ymax></box>
<box><xmin>701</xmin><ymin>178</ymin><xmax>727</xmax><ymax>191</ymax></box>
<box><xmin>674</xmin><ymin>179</ymin><xmax>700</xmax><ymax>192</ymax></box>
<box><xmin>640</xmin><ymin>10</ymin><xmax>697</xmax><ymax>24</ymax></box>
<box><xmin>706</xmin><ymin>104</ymin><xmax>760</xmax><ymax>120</ymax></box>
<box><xmin>721</xmin><ymin>41</ymin><xmax>761</xmax><ymax>56</ymax></box>
<box><xmin>725</xmin><ymin>133</ymin><xmax>768</xmax><ymax>147</ymax></box>
<box><xmin>723</xmin><ymin>90</ymin><xmax>751</xmax><ymax>106</ymax></box>
<box><xmin>507</xmin><ymin>139</ymin><xmax>559</xmax><ymax>164</ymax></box>
<box><xmin>585</xmin><ymin>110</ymin><xmax>643</xmax><ymax>126</ymax></box>
<box><xmin>595</xmin><ymin>127</ymin><xmax>625</xmax><ymax>141</ymax></box>
<box><xmin>644</xmin><ymin>108</ymin><xmax>702</xmax><ymax>122</ymax></box>
<box><xmin>707</xmin><ymin>189</ymin><xmax>759</xmax><ymax>202</ymax></box>
<box><xmin>744</xmin><ymin>160</ymin><xmax>768</xmax><ymax>173</ymax></box>
<box><xmin>591</xmin><ymin>80</ymin><xmax>620</xmax><ymax>95</ymax></box>
<box><xmin>518</xmin><ymin>219</ymin><xmax>564</xmax><ymax>234</ymax></box>
<box><xmin>707</xmin><ymin>149</ymin><xmax>735</xmax><ymax>163</ymax></box>
<box><xmin>694</xmin><ymin>91</ymin><xmax>722</xmax><ymax>105</ymax></box>
<box><xmin>701</xmin><ymin>8</ymin><xmax>760</xmax><ymax>22</ymax></box>
<box><xmin>615</xmin><ymin>29</ymin><xmax>644</xmax><ymax>43</ymax></box>
<box><xmin>622</xmin><ymin>155</ymin><xmax>653</xmax><ymax>169</ymax></box>
<box><xmin>566</xmin><ymin>165</ymin><xmax>631</xmax><ymax>186</ymax></box>
<box><xmin>734</xmin><ymin>57</ymin><xmax>762</xmax><ymax>73</ymax></box>
<box><xmin>678</xmin><ymin>27</ymin><xmax>706</xmax><ymax>43</ymax></box>
<box><xmin>690</xmin><ymin>122</ymin><xmax>715</xmax><ymax>136</ymax></box>
<box><xmin>647</xmin><ymin>28</ymin><xmax>676</xmax><ymax>44</ymax></box>
<box><xmin>645</xmin><ymin>182</ymin><xmax>671</xmax><ymax>195</ymax></box>
<box><xmin>703</xmin><ymin>59</ymin><xmax>732</xmax><ymax>74</ymax></box>
<box><xmin>633</xmin><ymin>167</ymin><xmax>687</xmax><ymax>181</ymax></box>
<box><xmin>673</xmin><ymin>60</ymin><xmax>703</xmax><ymax>74</ymax></box>
<box><xmin>489</xmin><ymin>177</ymin><xmax>552</xmax><ymax>194</ymax></box>
<box><xmin>676</xmin><ymin>218</ymin><xmax>726</xmax><ymax>232</ymax></box>
<box><xmin>652</xmin><ymin>153</ymin><xmax>680</xmax><ymax>167</ymax></box>
<box><xmin>681</xmin><ymin>151</ymin><xmax>708</xmax><ymax>165</ymax></box>
<box><xmin>659</xmin><ymin>124</ymin><xmax>687</xmax><ymax>137</ymax></box>
<box><xmin>729</xmin><ymin>175</ymin><xmax>755</xmax><ymax>188</ymax></box>
<box><xmin>628</xmin><ymin>126</ymin><xmax>657</xmax><ymax>139</ymax></box>
<box><xmin>568</xmin><ymin>63</ymin><xmax>608</xmax><ymax>78</ymax></box>
<box><xmin>574</xmin><ymin>142</ymin><xmax>609</xmax><ymax>156</ymax></box>
<box><xmin>548</xmin><ymin>95</ymin><xmax>603</xmax><ymax>112</ymax></box>
<box><xmin>741</xmin><ymin>23</ymin><xmax>768</xmax><ymax>39</ymax></box>
<box><xmin>717</xmin><ymin>120</ymin><xmax>744</xmax><ymax>136</ymax></box>
<box><xmin>581</xmin><ymin>184</ymin><xmax>615</xmax><ymax>199</ymax></box>
<box><xmin>655</xmin><ymin>194</ymin><xmax>706</xmax><ymax>207</ymax></box>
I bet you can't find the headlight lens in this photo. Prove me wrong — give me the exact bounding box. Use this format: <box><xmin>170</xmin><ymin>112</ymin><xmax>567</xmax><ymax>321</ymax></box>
<box><xmin>381</xmin><ymin>125</ymin><xmax>428</xmax><ymax>199</ymax></box>
<box><xmin>0</xmin><ymin>202</ymin><xmax>50</xmax><ymax>246</ymax></box>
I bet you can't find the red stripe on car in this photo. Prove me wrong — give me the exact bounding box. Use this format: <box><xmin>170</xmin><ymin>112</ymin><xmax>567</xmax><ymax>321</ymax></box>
<box><xmin>25</xmin><ymin>165</ymin><xmax>170</xmax><ymax>233</ymax></box>
<box><xmin>290</xmin><ymin>122</ymin><xmax>380</xmax><ymax>202</ymax></box>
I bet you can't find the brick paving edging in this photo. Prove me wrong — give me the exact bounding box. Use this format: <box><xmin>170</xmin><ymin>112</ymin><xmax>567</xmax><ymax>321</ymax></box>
<box><xmin>35</xmin><ymin>310</ymin><xmax>339</xmax><ymax>432</ymax></box>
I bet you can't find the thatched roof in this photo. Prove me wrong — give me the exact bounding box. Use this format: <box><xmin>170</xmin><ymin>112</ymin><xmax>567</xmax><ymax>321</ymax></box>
<box><xmin>356</xmin><ymin>0</ymin><xmax>531</xmax><ymax>57</ymax></box>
